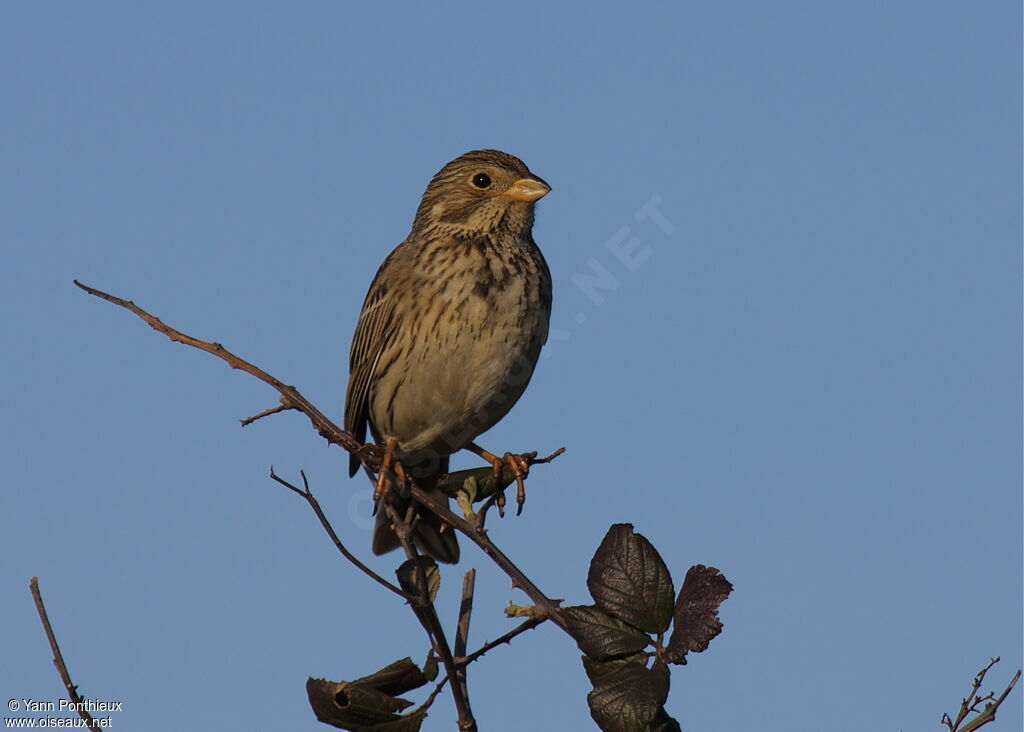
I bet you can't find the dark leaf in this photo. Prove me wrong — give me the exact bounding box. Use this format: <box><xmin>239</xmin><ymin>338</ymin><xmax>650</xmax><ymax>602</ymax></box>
<box><xmin>649</xmin><ymin>706</ymin><xmax>682</xmax><ymax>732</ymax></box>
<box><xmin>586</xmin><ymin>660</ymin><xmax>668</xmax><ymax>732</ymax></box>
<box><xmin>564</xmin><ymin>605</ymin><xmax>650</xmax><ymax>660</ymax></box>
<box><xmin>360</xmin><ymin>711</ymin><xmax>427</xmax><ymax>731</ymax></box>
<box><xmin>664</xmin><ymin>564</ymin><xmax>733</xmax><ymax>665</ymax></box>
<box><xmin>395</xmin><ymin>557</ymin><xmax>440</xmax><ymax>603</ymax></box>
<box><xmin>588</xmin><ymin>524</ymin><xmax>675</xmax><ymax>633</ymax></box>
<box><xmin>581</xmin><ymin>652</ymin><xmax>648</xmax><ymax>686</ymax></box>
<box><xmin>421</xmin><ymin>651</ymin><xmax>439</xmax><ymax>683</ymax></box>
<box><xmin>351</xmin><ymin>657</ymin><xmax>428</xmax><ymax>697</ymax></box>
<box><xmin>650</xmin><ymin>661</ymin><xmax>670</xmax><ymax>707</ymax></box>
<box><xmin>437</xmin><ymin>466</ymin><xmax>502</xmax><ymax>501</ymax></box>
<box><xmin>306</xmin><ymin>677</ymin><xmax>413</xmax><ymax>730</ymax></box>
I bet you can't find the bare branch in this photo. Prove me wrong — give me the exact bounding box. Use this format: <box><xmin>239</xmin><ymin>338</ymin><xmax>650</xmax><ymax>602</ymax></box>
<box><xmin>275</xmin><ymin>462</ymin><xmax>476</xmax><ymax>728</ymax></box>
<box><xmin>387</xmin><ymin>504</ymin><xmax>477</xmax><ymax>731</ymax></box>
<box><xmin>454</xmin><ymin>570</ymin><xmax>476</xmax><ymax>660</ymax></box>
<box><xmin>534</xmin><ymin>447</ymin><xmax>566</xmax><ymax>464</ymax></box>
<box><xmin>269</xmin><ymin>468</ymin><xmax>411</xmax><ymax>601</ymax></box>
<box><xmin>942</xmin><ymin>657</ymin><xmax>1021</xmax><ymax>732</ymax></box>
<box><xmin>241</xmin><ymin>402</ymin><xmax>295</xmax><ymax>426</ymax></box>
<box><xmin>457</xmin><ymin>616</ymin><xmax>546</xmax><ymax>667</ymax></box>
<box><xmin>29</xmin><ymin>578</ymin><xmax>102</xmax><ymax>730</ymax></box>
<box><xmin>411</xmin><ymin>674</ymin><xmax>451</xmax><ymax>717</ymax></box>
<box><xmin>419</xmin><ymin>613</ymin><xmax>546</xmax><ymax>721</ymax></box>
<box><xmin>73</xmin><ymin>280</ymin><xmax>368</xmax><ymax>461</ymax></box>
<box><xmin>453</xmin><ymin>569</ymin><xmax>477</xmax><ymax>710</ymax></box>
<box><xmin>76</xmin><ymin>279</ymin><xmax>569</xmax><ymax>727</ymax></box>
<box><xmin>407</xmin><ymin>484</ymin><xmax>568</xmax><ymax>633</ymax></box>
<box><xmin>76</xmin><ymin>280</ymin><xmax>569</xmax><ymax>634</ymax></box>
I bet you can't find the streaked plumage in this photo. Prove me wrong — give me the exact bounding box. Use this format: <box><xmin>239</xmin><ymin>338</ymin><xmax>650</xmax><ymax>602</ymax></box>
<box><xmin>344</xmin><ymin>150</ymin><xmax>552</xmax><ymax>562</ymax></box>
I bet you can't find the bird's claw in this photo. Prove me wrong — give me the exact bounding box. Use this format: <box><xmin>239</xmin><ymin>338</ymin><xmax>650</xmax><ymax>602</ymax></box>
<box><xmin>485</xmin><ymin>451</ymin><xmax>532</xmax><ymax>517</ymax></box>
<box><xmin>468</xmin><ymin>442</ymin><xmax>566</xmax><ymax>518</ymax></box>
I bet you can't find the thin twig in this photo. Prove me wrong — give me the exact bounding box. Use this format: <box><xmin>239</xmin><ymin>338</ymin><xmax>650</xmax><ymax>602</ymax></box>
<box><xmin>29</xmin><ymin>578</ymin><xmax>101</xmax><ymax>730</ymax></box>
<box><xmin>418</xmin><ymin>603</ymin><xmax>475</xmax><ymax>731</ymax></box>
<box><xmin>407</xmin><ymin>484</ymin><xmax>568</xmax><ymax>632</ymax></box>
<box><xmin>279</xmin><ymin>468</ymin><xmax>477</xmax><ymax>727</ymax></box>
<box><xmin>386</xmin><ymin>501</ymin><xmax>477</xmax><ymax>731</ymax></box>
<box><xmin>412</xmin><ymin>675</ymin><xmax>451</xmax><ymax>716</ymax></box>
<box><xmin>454</xmin><ymin>569</ymin><xmax>476</xmax><ymax>659</ymax></box>
<box><xmin>943</xmin><ymin>657</ymin><xmax>998</xmax><ymax>730</ymax></box>
<box><xmin>77</xmin><ymin>279</ymin><xmax>566</xmax><ymax>728</ymax></box>
<box><xmin>941</xmin><ymin>657</ymin><xmax>1021</xmax><ymax>732</ymax></box>
<box><xmin>533</xmin><ymin>447</ymin><xmax>566</xmax><ymax>464</ymax></box>
<box><xmin>241</xmin><ymin>402</ymin><xmax>295</xmax><ymax>426</ymax></box>
<box><xmin>77</xmin><ymin>280</ymin><xmax>569</xmax><ymax>633</ymax></box>
<box><xmin>73</xmin><ymin>280</ymin><xmax>367</xmax><ymax>460</ymax></box>
<box><xmin>475</xmin><ymin>491</ymin><xmax>502</xmax><ymax>526</ymax></box>
<box><xmin>457</xmin><ymin>616</ymin><xmax>547</xmax><ymax>667</ymax></box>
<box><xmin>416</xmin><ymin>614</ymin><xmax>544</xmax><ymax>718</ymax></box>
<box><xmin>269</xmin><ymin>469</ymin><xmax>411</xmax><ymax>601</ymax></box>
<box><xmin>453</xmin><ymin>570</ymin><xmax>476</xmax><ymax>709</ymax></box>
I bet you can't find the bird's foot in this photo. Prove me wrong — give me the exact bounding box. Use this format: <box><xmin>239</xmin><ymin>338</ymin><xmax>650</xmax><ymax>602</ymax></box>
<box><xmin>468</xmin><ymin>443</ymin><xmax>537</xmax><ymax>516</ymax></box>
<box><xmin>371</xmin><ymin>438</ymin><xmax>400</xmax><ymax>511</ymax></box>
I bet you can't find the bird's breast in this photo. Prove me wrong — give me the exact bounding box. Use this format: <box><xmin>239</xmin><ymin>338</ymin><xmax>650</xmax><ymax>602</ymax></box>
<box><xmin>374</xmin><ymin>237</ymin><xmax>550</xmax><ymax>455</ymax></box>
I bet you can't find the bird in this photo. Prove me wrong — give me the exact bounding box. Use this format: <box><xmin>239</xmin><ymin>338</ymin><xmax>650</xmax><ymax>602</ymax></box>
<box><xmin>344</xmin><ymin>149</ymin><xmax>553</xmax><ymax>563</ymax></box>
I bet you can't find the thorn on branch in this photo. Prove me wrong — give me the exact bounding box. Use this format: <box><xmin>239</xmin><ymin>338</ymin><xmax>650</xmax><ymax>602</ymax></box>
<box><xmin>456</xmin><ymin>616</ymin><xmax>547</xmax><ymax>668</ymax></box>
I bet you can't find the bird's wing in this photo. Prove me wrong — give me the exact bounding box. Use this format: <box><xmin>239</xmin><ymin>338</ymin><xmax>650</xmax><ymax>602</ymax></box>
<box><xmin>345</xmin><ymin>272</ymin><xmax>398</xmax><ymax>477</ymax></box>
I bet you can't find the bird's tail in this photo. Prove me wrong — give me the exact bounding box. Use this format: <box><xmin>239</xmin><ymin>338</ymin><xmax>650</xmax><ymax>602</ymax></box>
<box><xmin>370</xmin><ymin>463</ymin><xmax>459</xmax><ymax>564</ymax></box>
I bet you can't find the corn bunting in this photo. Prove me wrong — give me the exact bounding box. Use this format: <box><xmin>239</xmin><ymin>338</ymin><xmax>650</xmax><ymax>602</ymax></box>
<box><xmin>345</xmin><ymin>149</ymin><xmax>552</xmax><ymax>563</ymax></box>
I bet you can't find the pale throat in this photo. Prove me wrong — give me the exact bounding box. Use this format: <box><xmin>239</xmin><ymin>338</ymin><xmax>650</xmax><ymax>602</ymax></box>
<box><xmin>430</xmin><ymin>199</ymin><xmax>531</xmax><ymax>238</ymax></box>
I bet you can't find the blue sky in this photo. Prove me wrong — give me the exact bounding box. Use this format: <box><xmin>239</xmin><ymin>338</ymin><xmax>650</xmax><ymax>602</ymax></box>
<box><xmin>2</xmin><ymin>2</ymin><xmax>1020</xmax><ymax>730</ymax></box>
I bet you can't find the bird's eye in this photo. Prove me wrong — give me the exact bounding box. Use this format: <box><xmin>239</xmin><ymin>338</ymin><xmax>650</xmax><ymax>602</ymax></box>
<box><xmin>472</xmin><ymin>173</ymin><xmax>492</xmax><ymax>189</ymax></box>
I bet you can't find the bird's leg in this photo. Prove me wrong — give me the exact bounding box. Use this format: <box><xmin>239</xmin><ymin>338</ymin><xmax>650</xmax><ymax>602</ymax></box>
<box><xmin>393</xmin><ymin>458</ymin><xmax>454</xmax><ymax>538</ymax></box>
<box><xmin>373</xmin><ymin>438</ymin><xmax>399</xmax><ymax>503</ymax></box>
<box><xmin>467</xmin><ymin>442</ymin><xmax>532</xmax><ymax>516</ymax></box>
<box><xmin>393</xmin><ymin>459</ymin><xmax>410</xmax><ymax>491</ymax></box>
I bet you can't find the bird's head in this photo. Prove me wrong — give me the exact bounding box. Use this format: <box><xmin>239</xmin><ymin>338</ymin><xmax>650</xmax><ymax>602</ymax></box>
<box><xmin>412</xmin><ymin>149</ymin><xmax>550</xmax><ymax>236</ymax></box>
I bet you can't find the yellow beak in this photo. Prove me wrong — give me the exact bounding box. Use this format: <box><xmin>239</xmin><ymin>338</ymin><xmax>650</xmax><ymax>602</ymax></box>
<box><xmin>501</xmin><ymin>177</ymin><xmax>551</xmax><ymax>202</ymax></box>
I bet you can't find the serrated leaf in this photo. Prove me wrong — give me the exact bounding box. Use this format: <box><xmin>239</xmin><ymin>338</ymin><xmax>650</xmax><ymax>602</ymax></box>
<box><xmin>421</xmin><ymin>651</ymin><xmax>439</xmax><ymax>683</ymax></box>
<box><xmin>649</xmin><ymin>661</ymin><xmax>670</xmax><ymax>707</ymax></box>
<box><xmin>586</xmin><ymin>661</ymin><xmax>668</xmax><ymax>732</ymax></box>
<box><xmin>649</xmin><ymin>706</ymin><xmax>682</xmax><ymax>732</ymax></box>
<box><xmin>664</xmin><ymin>564</ymin><xmax>733</xmax><ymax>665</ymax></box>
<box><xmin>351</xmin><ymin>657</ymin><xmax>428</xmax><ymax>697</ymax></box>
<box><xmin>395</xmin><ymin>557</ymin><xmax>440</xmax><ymax>602</ymax></box>
<box><xmin>306</xmin><ymin>678</ymin><xmax>412</xmax><ymax>730</ymax></box>
<box><xmin>581</xmin><ymin>653</ymin><xmax>648</xmax><ymax>686</ymax></box>
<box><xmin>564</xmin><ymin>605</ymin><xmax>650</xmax><ymax>660</ymax></box>
<box><xmin>588</xmin><ymin>524</ymin><xmax>675</xmax><ymax>633</ymax></box>
<box><xmin>455</xmin><ymin>475</ymin><xmax>478</xmax><ymax>518</ymax></box>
